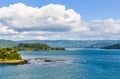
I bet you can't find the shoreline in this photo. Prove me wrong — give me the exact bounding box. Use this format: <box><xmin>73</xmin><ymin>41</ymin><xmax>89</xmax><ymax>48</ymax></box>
<box><xmin>0</xmin><ymin>60</ymin><xmax>28</xmax><ymax>65</ymax></box>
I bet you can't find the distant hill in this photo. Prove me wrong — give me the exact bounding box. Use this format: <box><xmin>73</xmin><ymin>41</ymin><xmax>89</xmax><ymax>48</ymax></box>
<box><xmin>102</xmin><ymin>43</ymin><xmax>120</xmax><ymax>49</ymax></box>
<box><xmin>14</xmin><ymin>43</ymin><xmax>65</xmax><ymax>51</ymax></box>
<box><xmin>0</xmin><ymin>40</ymin><xmax>18</xmax><ymax>48</ymax></box>
<box><xmin>18</xmin><ymin>40</ymin><xmax>120</xmax><ymax>48</ymax></box>
<box><xmin>0</xmin><ymin>39</ymin><xmax>120</xmax><ymax>48</ymax></box>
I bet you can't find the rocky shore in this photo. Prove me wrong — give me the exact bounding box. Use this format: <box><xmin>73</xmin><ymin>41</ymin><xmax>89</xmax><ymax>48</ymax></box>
<box><xmin>28</xmin><ymin>58</ymin><xmax>72</xmax><ymax>65</ymax></box>
<box><xmin>0</xmin><ymin>60</ymin><xmax>28</xmax><ymax>65</ymax></box>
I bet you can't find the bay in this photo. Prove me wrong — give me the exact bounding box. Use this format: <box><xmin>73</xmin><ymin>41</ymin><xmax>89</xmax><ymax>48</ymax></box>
<box><xmin>0</xmin><ymin>48</ymin><xmax>120</xmax><ymax>79</ymax></box>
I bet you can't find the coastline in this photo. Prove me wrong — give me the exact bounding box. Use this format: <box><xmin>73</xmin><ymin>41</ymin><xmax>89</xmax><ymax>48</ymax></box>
<box><xmin>0</xmin><ymin>60</ymin><xmax>28</xmax><ymax>64</ymax></box>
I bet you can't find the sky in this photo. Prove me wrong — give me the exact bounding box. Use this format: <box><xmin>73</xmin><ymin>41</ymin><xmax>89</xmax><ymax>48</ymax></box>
<box><xmin>0</xmin><ymin>0</ymin><xmax>120</xmax><ymax>40</ymax></box>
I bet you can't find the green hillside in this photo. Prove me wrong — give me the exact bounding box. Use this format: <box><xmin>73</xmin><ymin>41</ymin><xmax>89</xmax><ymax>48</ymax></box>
<box><xmin>18</xmin><ymin>40</ymin><xmax>120</xmax><ymax>48</ymax></box>
<box><xmin>14</xmin><ymin>43</ymin><xmax>65</xmax><ymax>51</ymax></box>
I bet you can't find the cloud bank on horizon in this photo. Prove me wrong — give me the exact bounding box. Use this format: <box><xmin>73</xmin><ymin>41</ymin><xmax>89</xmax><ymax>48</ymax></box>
<box><xmin>0</xmin><ymin>3</ymin><xmax>120</xmax><ymax>40</ymax></box>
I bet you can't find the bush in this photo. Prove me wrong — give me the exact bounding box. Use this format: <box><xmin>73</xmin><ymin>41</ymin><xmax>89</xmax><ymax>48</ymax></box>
<box><xmin>0</xmin><ymin>48</ymin><xmax>22</xmax><ymax>60</ymax></box>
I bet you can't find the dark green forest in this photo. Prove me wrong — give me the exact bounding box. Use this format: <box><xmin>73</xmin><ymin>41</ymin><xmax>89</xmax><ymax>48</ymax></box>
<box><xmin>14</xmin><ymin>43</ymin><xmax>65</xmax><ymax>51</ymax></box>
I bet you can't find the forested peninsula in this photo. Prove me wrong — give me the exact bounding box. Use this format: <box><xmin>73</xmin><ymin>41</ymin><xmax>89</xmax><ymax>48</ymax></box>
<box><xmin>14</xmin><ymin>43</ymin><xmax>65</xmax><ymax>51</ymax></box>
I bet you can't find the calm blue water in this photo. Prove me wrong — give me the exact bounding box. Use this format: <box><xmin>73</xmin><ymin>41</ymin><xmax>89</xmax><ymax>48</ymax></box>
<box><xmin>0</xmin><ymin>48</ymin><xmax>120</xmax><ymax>79</ymax></box>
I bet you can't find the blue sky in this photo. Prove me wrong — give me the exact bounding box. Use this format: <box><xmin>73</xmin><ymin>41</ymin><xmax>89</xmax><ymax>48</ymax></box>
<box><xmin>0</xmin><ymin>0</ymin><xmax>120</xmax><ymax>20</ymax></box>
<box><xmin>0</xmin><ymin>0</ymin><xmax>120</xmax><ymax>40</ymax></box>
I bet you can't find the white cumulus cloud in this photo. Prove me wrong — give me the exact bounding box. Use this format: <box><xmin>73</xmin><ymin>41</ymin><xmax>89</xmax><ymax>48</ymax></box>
<box><xmin>0</xmin><ymin>23</ymin><xmax>18</xmax><ymax>34</ymax></box>
<box><xmin>0</xmin><ymin>3</ymin><xmax>120</xmax><ymax>40</ymax></box>
<box><xmin>0</xmin><ymin>3</ymin><xmax>82</xmax><ymax>32</ymax></box>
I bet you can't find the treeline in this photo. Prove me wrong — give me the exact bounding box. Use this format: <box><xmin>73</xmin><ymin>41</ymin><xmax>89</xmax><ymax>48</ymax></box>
<box><xmin>14</xmin><ymin>43</ymin><xmax>65</xmax><ymax>51</ymax></box>
<box><xmin>0</xmin><ymin>48</ymin><xmax>22</xmax><ymax>60</ymax></box>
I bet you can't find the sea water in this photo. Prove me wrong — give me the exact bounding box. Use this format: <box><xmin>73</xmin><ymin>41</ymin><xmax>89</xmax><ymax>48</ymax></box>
<box><xmin>0</xmin><ymin>48</ymin><xmax>120</xmax><ymax>79</ymax></box>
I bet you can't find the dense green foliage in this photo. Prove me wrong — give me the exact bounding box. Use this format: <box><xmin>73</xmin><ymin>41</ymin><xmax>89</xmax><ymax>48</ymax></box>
<box><xmin>102</xmin><ymin>43</ymin><xmax>120</xmax><ymax>49</ymax></box>
<box><xmin>14</xmin><ymin>43</ymin><xmax>65</xmax><ymax>51</ymax></box>
<box><xmin>0</xmin><ymin>48</ymin><xmax>22</xmax><ymax>60</ymax></box>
